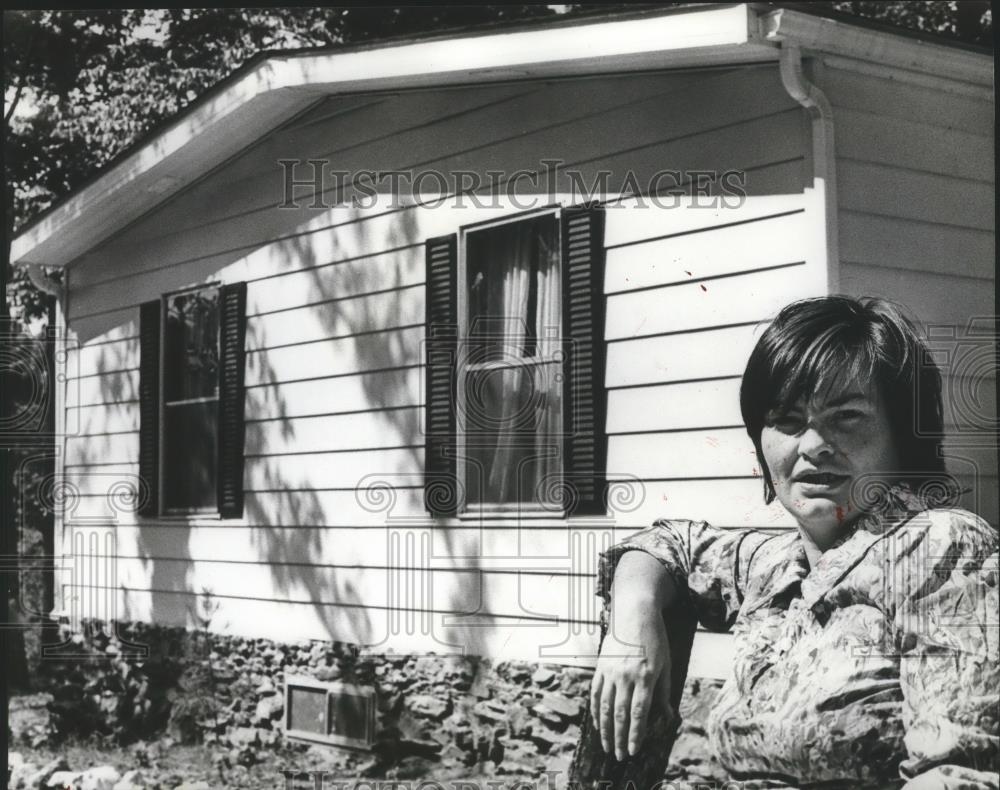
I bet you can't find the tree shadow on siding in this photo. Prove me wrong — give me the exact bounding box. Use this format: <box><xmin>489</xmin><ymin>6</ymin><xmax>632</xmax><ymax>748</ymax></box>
<box><xmin>67</xmin><ymin>338</ymin><xmax>196</xmax><ymax>630</ymax></box>
<box><xmin>244</xmin><ymin>202</ymin><xmax>495</xmax><ymax>652</ymax></box>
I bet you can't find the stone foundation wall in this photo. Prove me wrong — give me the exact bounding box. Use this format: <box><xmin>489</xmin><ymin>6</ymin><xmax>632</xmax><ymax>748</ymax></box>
<box><xmin>40</xmin><ymin>621</ymin><xmax>727</xmax><ymax>786</ymax></box>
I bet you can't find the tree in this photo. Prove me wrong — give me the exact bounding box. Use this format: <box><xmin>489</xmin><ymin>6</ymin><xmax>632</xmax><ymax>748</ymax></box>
<box><xmin>827</xmin><ymin>1</ymin><xmax>992</xmax><ymax>45</ymax></box>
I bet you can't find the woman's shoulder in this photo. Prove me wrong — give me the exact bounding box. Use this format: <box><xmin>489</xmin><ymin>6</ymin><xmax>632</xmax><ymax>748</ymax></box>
<box><xmin>894</xmin><ymin>506</ymin><xmax>998</xmax><ymax>556</ymax></box>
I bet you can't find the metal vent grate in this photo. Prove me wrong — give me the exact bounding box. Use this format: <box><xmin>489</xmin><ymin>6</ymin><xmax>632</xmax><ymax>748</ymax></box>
<box><xmin>284</xmin><ymin>674</ymin><xmax>375</xmax><ymax>749</ymax></box>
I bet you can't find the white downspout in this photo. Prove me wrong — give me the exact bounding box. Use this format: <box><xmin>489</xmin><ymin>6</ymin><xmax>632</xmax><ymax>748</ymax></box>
<box><xmin>777</xmin><ymin>43</ymin><xmax>840</xmax><ymax>295</ymax></box>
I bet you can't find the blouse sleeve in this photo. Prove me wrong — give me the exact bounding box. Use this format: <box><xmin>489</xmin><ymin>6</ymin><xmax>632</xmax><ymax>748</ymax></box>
<box><xmin>596</xmin><ymin>519</ymin><xmax>773</xmax><ymax>633</ymax></box>
<box><xmin>894</xmin><ymin>509</ymin><xmax>999</xmax><ymax>789</ymax></box>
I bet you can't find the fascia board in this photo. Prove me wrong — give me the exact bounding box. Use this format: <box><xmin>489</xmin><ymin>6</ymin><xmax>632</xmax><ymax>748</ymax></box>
<box><xmin>11</xmin><ymin>3</ymin><xmax>766</xmax><ymax>269</ymax></box>
<box><xmin>761</xmin><ymin>7</ymin><xmax>994</xmax><ymax>88</ymax></box>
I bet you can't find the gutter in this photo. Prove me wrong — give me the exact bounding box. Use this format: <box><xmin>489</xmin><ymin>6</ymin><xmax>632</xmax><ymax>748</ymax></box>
<box><xmin>776</xmin><ymin>42</ymin><xmax>840</xmax><ymax>294</ymax></box>
<box><xmin>26</xmin><ymin>265</ymin><xmax>65</xmax><ymax>300</ymax></box>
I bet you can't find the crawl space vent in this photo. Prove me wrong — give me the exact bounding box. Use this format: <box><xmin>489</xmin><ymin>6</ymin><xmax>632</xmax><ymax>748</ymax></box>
<box><xmin>284</xmin><ymin>674</ymin><xmax>375</xmax><ymax>749</ymax></box>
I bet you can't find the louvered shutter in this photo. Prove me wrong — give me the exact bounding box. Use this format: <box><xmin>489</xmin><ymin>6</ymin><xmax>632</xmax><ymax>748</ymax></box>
<box><xmin>561</xmin><ymin>205</ymin><xmax>608</xmax><ymax>516</ymax></box>
<box><xmin>138</xmin><ymin>299</ymin><xmax>161</xmax><ymax>516</ymax></box>
<box><xmin>217</xmin><ymin>282</ymin><xmax>247</xmax><ymax>519</ymax></box>
<box><xmin>424</xmin><ymin>234</ymin><xmax>458</xmax><ymax>516</ymax></box>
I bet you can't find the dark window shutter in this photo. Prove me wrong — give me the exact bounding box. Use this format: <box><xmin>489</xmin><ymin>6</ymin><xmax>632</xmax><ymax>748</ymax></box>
<box><xmin>217</xmin><ymin>282</ymin><xmax>248</xmax><ymax>519</ymax></box>
<box><xmin>138</xmin><ymin>299</ymin><xmax>161</xmax><ymax>516</ymax></box>
<box><xmin>561</xmin><ymin>205</ymin><xmax>608</xmax><ymax>516</ymax></box>
<box><xmin>424</xmin><ymin>234</ymin><xmax>459</xmax><ymax>516</ymax></box>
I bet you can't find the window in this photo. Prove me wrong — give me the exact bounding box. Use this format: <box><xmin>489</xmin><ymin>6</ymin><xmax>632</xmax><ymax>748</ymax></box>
<box><xmin>424</xmin><ymin>205</ymin><xmax>607</xmax><ymax>517</ymax></box>
<box><xmin>459</xmin><ymin>211</ymin><xmax>562</xmax><ymax>510</ymax></box>
<box><xmin>162</xmin><ymin>286</ymin><xmax>220</xmax><ymax>512</ymax></box>
<box><xmin>138</xmin><ymin>281</ymin><xmax>247</xmax><ymax>518</ymax></box>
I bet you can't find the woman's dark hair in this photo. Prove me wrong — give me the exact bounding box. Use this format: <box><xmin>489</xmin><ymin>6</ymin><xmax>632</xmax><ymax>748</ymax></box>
<box><xmin>740</xmin><ymin>295</ymin><xmax>946</xmax><ymax>505</ymax></box>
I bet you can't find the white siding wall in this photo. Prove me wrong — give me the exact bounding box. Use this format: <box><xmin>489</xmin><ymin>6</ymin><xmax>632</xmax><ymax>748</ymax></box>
<box><xmin>58</xmin><ymin>65</ymin><xmax>818</xmax><ymax>667</ymax></box>
<box><xmin>817</xmin><ymin>60</ymin><xmax>998</xmax><ymax>526</ymax></box>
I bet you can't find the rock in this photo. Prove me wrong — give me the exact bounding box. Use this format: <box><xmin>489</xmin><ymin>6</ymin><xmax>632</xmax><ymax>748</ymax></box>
<box><xmin>531</xmin><ymin>692</ymin><xmax>581</xmax><ymax>725</ymax></box>
<box><xmin>233</xmin><ymin>745</ymin><xmax>258</xmax><ymax>767</ymax></box>
<box><xmin>79</xmin><ymin>765</ymin><xmax>121</xmax><ymax>790</ymax></box>
<box><xmin>29</xmin><ymin>757</ymin><xmax>69</xmax><ymax>789</ymax></box>
<box><xmin>488</xmin><ymin>729</ymin><xmax>505</xmax><ymax>765</ymax></box>
<box><xmin>254</xmin><ymin>695</ymin><xmax>283</xmax><ymax>724</ymax></box>
<box><xmin>393</xmin><ymin>711</ymin><xmax>442</xmax><ymax>757</ymax></box>
<box><xmin>406</xmin><ymin>694</ymin><xmax>450</xmax><ymax>720</ymax></box>
<box><xmin>443</xmin><ymin>655</ymin><xmax>474</xmax><ymax>679</ymax></box>
<box><xmin>438</xmin><ymin>742</ymin><xmax>468</xmax><ymax>770</ymax></box>
<box><xmin>8</xmin><ymin>758</ymin><xmax>38</xmax><ymax>790</ymax></box>
<box><xmin>47</xmin><ymin>770</ymin><xmax>83</xmax><ymax>788</ymax></box>
<box><xmin>531</xmin><ymin>667</ymin><xmax>557</xmax><ymax>687</ymax></box>
<box><xmin>412</xmin><ymin>656</ymin><xmax>440</xmax><ymax>676</ymax></box>
<box><xmin>386</xmin><ymin>669</ymin><xmax>415</xmax><ymax>689</ymax></box>
<box><xmin>504</xmin><ymin>662</ymin><xmax>532</xmax><ymax>683</ymax></box>
<box><xmin>386</xmin><ymin>756</ymin><xmax>437</xmax><ymax>780</ymax></box>
<box><xmin>497</xmin><ymin>741</ymin><xmax>545</xmax><ymax>775</ymax></box>
<box><xmin>303</xmin><ymin>744</ymin><xmax>354</xmax><ymax>771</ymax></box>
<box><xmin>315</xmin><ymin>665</ymin><xmax>341</xmax><ymax>682</ymax></box>
<box><xmin>473</xmin><ymin>699</ymin><xmax>507</xmax><ymax>723</ymax></box>
<box><xmin>255</xmin><ymin>679</ymin><xmax>277</xmax><ymax>696</ymax></box>
<box><xmin>376</xmin><ymin>689</ymin><xmax>402</xmax><ymax>714</ymax></box>
<box><xmin>111</xmin><ymin>770</ymin><xmax>144</xmax><ymax>790</ymax></box>
<box><xmin>469</xmin><ymin>674</ymin><xmax>491</xmax><ymax>699</ymax></box>
<box><xmin>227</xmin><ymin>726</ymin><xmax>259</xmax><ymax>747</ymax></box>
<box><xmin>529</xmin><ymin>720</ymin><xmax>577</xmax><ymax>753</ymax></box>
<box><xmin>509</xmin><ymin>704</ymin><xmax>532</xmax><ymax>737</ymax></box>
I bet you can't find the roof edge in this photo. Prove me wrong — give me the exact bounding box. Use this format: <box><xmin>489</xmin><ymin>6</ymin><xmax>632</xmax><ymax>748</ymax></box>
<box><xmin>11</xmin><ymin>3</ymin><xmax>993</xmax><ymax>269</ymax></box>
<box><xmin>762</xmin><ymin>6</ymin><xmax>993</xmax><ymax>86</ymax></box>
<box><xmin>12</xmin><ymin>3</ymin><xmax>763</xmax><ymax>268</ymax></box>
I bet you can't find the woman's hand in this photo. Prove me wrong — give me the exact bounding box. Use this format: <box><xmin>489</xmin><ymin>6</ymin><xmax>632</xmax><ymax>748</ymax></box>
<box><xmin>591</xmin><ymin>600</ymin><xmax>675</xmax><ymax>760</ymax></box>
<box><xmin>591</xmin><ymin>549</ymin><xmax>679</xmax><ymax>762</ymax></box>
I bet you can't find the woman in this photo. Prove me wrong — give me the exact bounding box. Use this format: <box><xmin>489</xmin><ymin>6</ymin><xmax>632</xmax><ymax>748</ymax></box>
<box><xmin>589</xmin><ymin>296</ymin><xmax>998</xmax><ymax>789</ymax></box>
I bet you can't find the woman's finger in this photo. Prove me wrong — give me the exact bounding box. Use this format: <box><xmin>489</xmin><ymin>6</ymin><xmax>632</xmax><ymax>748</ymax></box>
<box><xmin>628</xmin><ymin>670</ymin><xmax>655</xmax><ymax>756</ymax></box>
<box><xmin>589</xmin><ymin>669</ymin><xmax>604</xmax><ymax>731</ymax></box>
<box><xmin>613</xmin><ymin>676</ymin><xmax>634</xmax><ymax>761</ymax></box>
<box><xmin>599</xmin><ymin>678</ymin><xmax>616</xmax><ymax>756</ymax></box>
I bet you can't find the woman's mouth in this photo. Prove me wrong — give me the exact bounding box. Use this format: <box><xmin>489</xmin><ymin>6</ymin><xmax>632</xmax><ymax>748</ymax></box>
<box><xmin>794</xmin><ymin>472</ymin><xmax>850</xmax><ymax>490</ymax></box>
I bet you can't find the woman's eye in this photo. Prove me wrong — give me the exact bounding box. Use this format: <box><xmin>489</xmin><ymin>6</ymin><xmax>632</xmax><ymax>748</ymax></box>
<box><xmin>769</xmin><ymin>415</ymin><xmax>803</xmax><ymax>432</ymax></box>
<box><xmin>833</xmin><ymin>410</ymin><xmax>865</xmax><ymax>423</ymax></box>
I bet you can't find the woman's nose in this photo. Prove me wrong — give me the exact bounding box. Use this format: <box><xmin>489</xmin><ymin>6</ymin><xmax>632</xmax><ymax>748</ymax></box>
<box><xmin>797</xmin><ymin>425</ymin><xmax>834</xmax><ymax>460</ymax></box>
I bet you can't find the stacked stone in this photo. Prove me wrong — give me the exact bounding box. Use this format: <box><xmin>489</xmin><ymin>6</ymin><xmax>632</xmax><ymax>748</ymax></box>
<box><xmin>35</xmin><ymin>620</ymin><xmax>727</xmax><ymax>783</ymax></box>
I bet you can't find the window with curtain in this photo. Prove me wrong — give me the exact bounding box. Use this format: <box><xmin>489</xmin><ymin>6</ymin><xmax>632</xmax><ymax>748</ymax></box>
<box><xmin>459</xmin><ymin>212</ymin><xmax>562</xmax><ymax>510</ymax></box>
<box><xmin>139</xmin><ymin>281</ymin><xmax>247</xmax><ymax>519</ymax></box>
<box><xmin>162</xmin><ymin>286</ymin><xmax>221</xmax><ymax>512</ymax></box>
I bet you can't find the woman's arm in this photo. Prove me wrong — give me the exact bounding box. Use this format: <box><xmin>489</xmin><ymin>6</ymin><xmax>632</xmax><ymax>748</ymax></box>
<box><xmin>894</xmin><ymin>510</ymin><xmax>999</xmax><ymax>789</ymax></box>
<box><xmin>592</xmin><ymin>550</ymin><xmax>678</xmax><ymax>760</ymax></box>
<box><xmin>590</xmin><ymin>519</ymin><xmax>770</xmax><ymax>761</ymax></box>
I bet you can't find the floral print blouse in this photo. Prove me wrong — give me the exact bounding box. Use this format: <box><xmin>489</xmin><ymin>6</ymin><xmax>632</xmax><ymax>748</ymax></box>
<box><xmin>597</xmin><ymin>486</ymin><xmax>999</xmax><ymax>789</ymax></box>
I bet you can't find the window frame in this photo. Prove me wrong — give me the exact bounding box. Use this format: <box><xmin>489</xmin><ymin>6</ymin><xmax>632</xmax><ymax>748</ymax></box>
<box><xmin>158</xmin><ymin>281</ymin><xmax>223</xmax><ymax>518</ymax></box>
<box><xmin>455</xmin><ymin>205</ymin><xmax>565</xmax><ymax>518</ymax></box>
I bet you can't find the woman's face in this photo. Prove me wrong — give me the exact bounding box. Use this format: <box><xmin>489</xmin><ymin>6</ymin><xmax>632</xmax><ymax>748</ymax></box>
<box><xmin>760</xmin><ymin>379</ymin><xmax>899</xmax><ymax>550</ymax></box>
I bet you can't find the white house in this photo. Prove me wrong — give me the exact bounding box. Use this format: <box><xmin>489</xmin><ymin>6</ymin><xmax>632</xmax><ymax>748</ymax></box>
<box><xmin>11</xmin><ymin>3</ymin><xmax>995</xmax><ymax>682</ymax></box>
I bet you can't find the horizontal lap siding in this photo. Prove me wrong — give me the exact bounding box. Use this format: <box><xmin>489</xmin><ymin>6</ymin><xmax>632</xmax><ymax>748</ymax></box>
<box><xmin>820</xmin><ymin>62</ymin><xmax>997</xmax><ymax>526</ymax></box>
<box><xmin>60</xmin><ymin>65</ymin><xmax>809</xmax><ymax>662</ymax></box>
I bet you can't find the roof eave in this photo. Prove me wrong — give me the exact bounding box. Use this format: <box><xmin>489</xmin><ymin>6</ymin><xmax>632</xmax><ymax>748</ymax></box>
<box><xmin>10</xmin><ymin>3</ymin><xmax>992</xmax><ymax>269</ymax></box>
<box><xmin>761</xmin><ymin>6</ymin><xmax>994</xmax><ymax>86</ymax></box>
<box><xmin>10</xmin><ymin>3</ymin><xmax>769</xmax><ymax>268</ymax></box>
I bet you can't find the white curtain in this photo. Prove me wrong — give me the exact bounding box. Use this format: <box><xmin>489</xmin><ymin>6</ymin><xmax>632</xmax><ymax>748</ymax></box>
<box><xmin>476</xmin><ymin>219</ymin><xmax>560</xmax><ymax>505</ymax></box>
